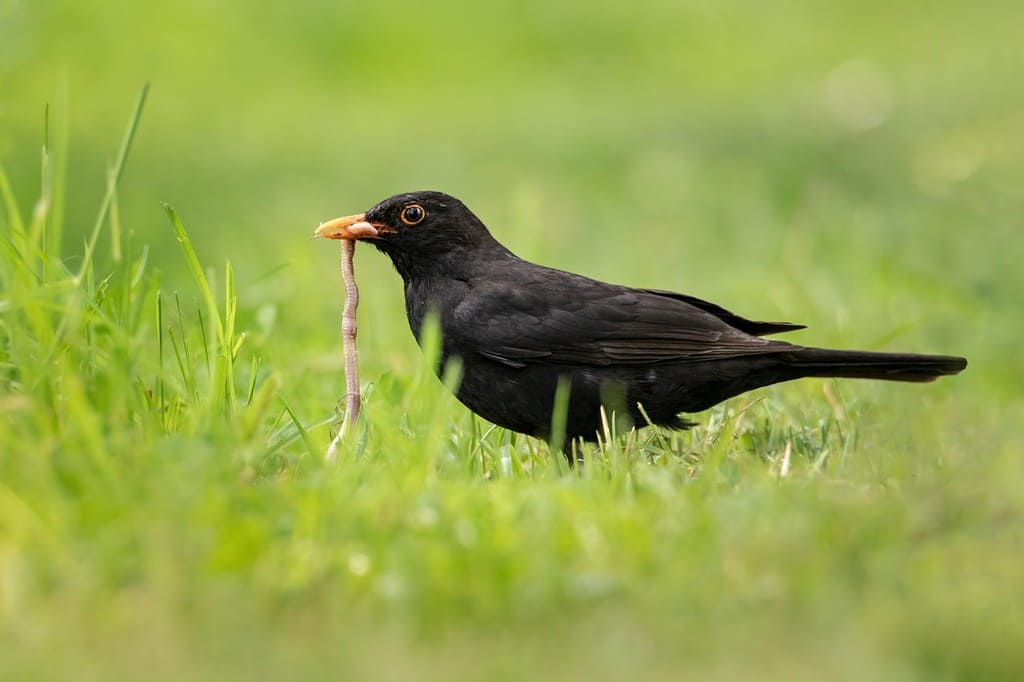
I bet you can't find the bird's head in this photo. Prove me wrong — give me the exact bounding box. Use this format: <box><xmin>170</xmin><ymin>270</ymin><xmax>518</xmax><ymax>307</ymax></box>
<box><xmin>315</xmin><ymin>191</ymin><xmax>502</xmax><ymax>280</ymax></box>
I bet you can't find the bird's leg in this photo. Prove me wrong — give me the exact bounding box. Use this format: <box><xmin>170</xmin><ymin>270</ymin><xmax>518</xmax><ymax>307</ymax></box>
<box><xmin>562</xmin><ymin>437</ymin><xmax>585</xmax><ymax>468</ymax></box>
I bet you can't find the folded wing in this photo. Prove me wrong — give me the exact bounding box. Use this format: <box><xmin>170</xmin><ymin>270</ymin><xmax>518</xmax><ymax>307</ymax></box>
<box><xmin>454</xmin><ymin>267</ymin><xmax>801</xmax><ymax>369</ymax></box>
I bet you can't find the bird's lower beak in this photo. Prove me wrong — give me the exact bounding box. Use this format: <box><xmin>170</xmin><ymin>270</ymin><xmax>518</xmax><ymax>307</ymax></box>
<box><xmin>314</xmin><ymin>213</ymin><xmax>380</xmax><ymax>240</ymax></box>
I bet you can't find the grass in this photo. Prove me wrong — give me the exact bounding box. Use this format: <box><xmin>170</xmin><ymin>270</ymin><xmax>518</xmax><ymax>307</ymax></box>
<box><xmin>3</xmin><ymin>2</ymin><xmax>1024</xmax><ymax>679</ymax></box>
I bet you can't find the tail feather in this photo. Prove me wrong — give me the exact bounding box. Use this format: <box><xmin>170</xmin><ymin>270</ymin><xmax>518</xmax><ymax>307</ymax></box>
<box><xmin>782</xmin><ymin>348</ymin><xmax>968</xmax><ymax>383</ymax></box>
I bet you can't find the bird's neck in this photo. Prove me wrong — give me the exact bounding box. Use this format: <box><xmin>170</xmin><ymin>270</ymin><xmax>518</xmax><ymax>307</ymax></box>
<box><xmin>387</xmin><ymin>238</ymin><xmax>514</xmax><ymax>284</ymax></box>
<box><xmin>397</xmin><ymin>242</ymin><xmax>516</xmax><ymax>345</ymax></box>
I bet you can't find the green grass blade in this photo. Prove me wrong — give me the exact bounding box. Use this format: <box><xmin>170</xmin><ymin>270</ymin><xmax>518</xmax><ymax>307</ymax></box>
<box><xmin>277</xmin><ymin>392</ymin><xmax>319</xmax><ymax>460</ymax></box>
<box><xmin>156</xmin><ymin>290</ymin><xmax>166</xmax><ymax>428</ymax></box>
<box><xmin>0</xmin><ymin>164</ymin><xmax>26</xmax><ymax>242</ymax></box>
<box><xmin>163</xmin><ymin>203</ymin><xmax>224</xmax><ymax>346</ymax></box>
<box><xmin>76</xmin><ymin>83</ymin><xmax>148</xmax><ymax>283</ymax></box>
<box><xmin>48</xmin><ymin>78</ymin><xmax>70</xmax><ymax>266</ymax></box>
<box><xmin>223</xmin><ymin>259</ymin><xmax>236</xmax><ymax>408</ymax></box>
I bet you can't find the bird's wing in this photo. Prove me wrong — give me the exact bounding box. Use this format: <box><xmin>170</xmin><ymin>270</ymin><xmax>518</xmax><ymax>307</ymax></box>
<box><xmin>641</xmin><ymin>289</ymin><xmax>806</xmax><ymax>337</ymax></box>
<box><xmin>452</xmin><ymin>269</ymin><xmax>796</xmax><ymax>368</ymax></box>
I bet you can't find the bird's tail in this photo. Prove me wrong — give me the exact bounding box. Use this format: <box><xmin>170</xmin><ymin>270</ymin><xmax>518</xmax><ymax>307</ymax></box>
<box><xmin>781</xmin><ymin>347</ymin><xmax>967</xmax><ymax>383</ymax></box>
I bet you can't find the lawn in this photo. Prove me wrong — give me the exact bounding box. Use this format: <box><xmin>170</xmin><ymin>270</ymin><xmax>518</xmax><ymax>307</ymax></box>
<box><xmin>2</xmin><ymin>1</ymin><xmax>1023</xmax><ymax>679</ymax></box>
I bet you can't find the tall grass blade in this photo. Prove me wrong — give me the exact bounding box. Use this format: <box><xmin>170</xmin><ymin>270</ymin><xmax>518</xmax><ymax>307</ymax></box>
<box><xmin>164</xmin><ymin>204</ymin><xmax>224</xmax><ymax>346</ymax></box>
<box><xmin>76</xmin><ymin>83</ymin><xmax>148</xmax><ymax>283</ymax></box>
<box><xmin>278</xmin><ymin>392</ymin><xmax>319</xmax><ymax>460</ymax></box>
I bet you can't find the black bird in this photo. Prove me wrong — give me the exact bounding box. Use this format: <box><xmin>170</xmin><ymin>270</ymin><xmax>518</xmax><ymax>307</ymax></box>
<box><xmin>316</xmin><ymin>191</ymin><xmax>966</xmax><ymax>458</ymax></box>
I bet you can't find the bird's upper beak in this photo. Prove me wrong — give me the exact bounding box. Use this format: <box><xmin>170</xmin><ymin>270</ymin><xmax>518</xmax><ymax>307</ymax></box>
<box><xmin>314</xmin><ymin>213</ymin><xmax>381</xmax><ymax>240</ymax></box>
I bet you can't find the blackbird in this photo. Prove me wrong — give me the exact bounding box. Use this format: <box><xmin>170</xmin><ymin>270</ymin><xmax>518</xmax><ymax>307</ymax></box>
<box><xmin>316</xmin><ymin>191</ymin><xmax>966</xmax><ymax>457</ymax></box>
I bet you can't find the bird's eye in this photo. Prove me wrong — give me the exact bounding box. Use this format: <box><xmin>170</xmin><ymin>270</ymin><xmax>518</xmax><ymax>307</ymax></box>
<box><xmin>400</xmin><ymin>204</ymin><xmax>425</xmax><ymax>226</ymax></box>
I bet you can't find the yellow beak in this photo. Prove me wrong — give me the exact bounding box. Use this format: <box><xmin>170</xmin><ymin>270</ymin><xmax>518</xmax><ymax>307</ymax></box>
<box><xmin>314</xmin><ymin>213</ymin><xmax>381</xmax><ymax>240</ymax></box>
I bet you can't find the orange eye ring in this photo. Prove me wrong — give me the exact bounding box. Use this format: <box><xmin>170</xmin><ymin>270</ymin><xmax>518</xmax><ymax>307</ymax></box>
<box><xmin>400</xmin><ymin>204</ymin><xmax>425</xmax><ymax>226</ymax></box>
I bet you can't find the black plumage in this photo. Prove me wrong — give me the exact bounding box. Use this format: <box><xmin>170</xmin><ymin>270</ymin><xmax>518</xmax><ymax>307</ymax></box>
<box><xmin>316</xmin><ymin>191</ymin><xmax>967</xmax><ymax>457</ymax></box>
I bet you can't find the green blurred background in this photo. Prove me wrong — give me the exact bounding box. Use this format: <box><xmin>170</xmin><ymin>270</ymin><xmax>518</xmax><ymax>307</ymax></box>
<box><xmin>3</xmin><ymin>0</ymin><xmax>1024</xmax><ymax>678</ymax></box>
<box><xmin>4</xmin><ymin>0</ymin><xmax>1022</xmax><ymax>397</ymax></box>
<box><xmin>4</xmin><ymin>1</ymin><xmax>1022</xmax><ymax>382</ymax></box>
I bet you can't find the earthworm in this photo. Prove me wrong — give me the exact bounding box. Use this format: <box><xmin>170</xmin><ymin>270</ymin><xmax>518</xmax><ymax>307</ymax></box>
<box><xmin>325</xmin><ymin>238</ymin><xmax>359</xmax><ymax>462</ymax></box>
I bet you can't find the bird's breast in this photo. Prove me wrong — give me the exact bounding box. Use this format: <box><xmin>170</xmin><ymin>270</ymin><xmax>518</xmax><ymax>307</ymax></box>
<box><xmin>404</xmin><ymin>278</ymin><xmax>467</xmax><ymax>349</ymax></box>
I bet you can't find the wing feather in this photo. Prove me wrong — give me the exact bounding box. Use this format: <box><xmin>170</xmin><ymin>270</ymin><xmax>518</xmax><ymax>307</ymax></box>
<box><xmin>452</xmin><ymin>265</ymin><xmax>796</xmax><ymax>368</ymax></box>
